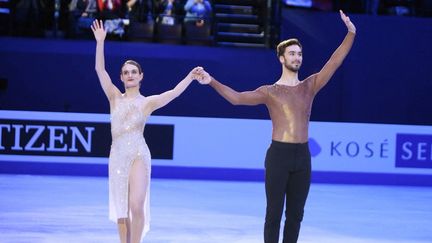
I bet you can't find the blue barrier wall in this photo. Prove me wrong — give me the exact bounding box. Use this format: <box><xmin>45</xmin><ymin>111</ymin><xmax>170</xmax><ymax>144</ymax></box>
<box><xmin>2</xmin><ymin>110</ymin><xmax>432</xmax><ymax>186</ymax></box>
<box><xmin>0</xmin><ymin>9</ymin><xmax>431</xmax><ymax>125</ymax></box>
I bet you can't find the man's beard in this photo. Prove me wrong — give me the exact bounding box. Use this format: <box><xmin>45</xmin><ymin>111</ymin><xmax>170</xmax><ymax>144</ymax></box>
<box><xmin>284</xmin><ymin>62</ymin><xmax>301</xmax><ymax>72</ymax></box>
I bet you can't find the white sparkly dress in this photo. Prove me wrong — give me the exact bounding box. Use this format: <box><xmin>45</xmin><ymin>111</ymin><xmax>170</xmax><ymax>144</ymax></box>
<box><xmin>108</xmin><ymin>95</ymin><xmax>151</xmax><ymax>237</ymax></box>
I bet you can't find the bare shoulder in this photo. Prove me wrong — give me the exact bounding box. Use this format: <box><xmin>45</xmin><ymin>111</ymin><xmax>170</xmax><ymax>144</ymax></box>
<box><xmin>143</xmin><ymin>94</ymin><xmax>158</xmax><ymax>103</ymax></box>
<box><xmin>139</xmin><ymin>95</ymin><xmax>156</xmax><ymax>114</ymax></box>
<box><xmin>107</xmin><ymin>92</ymin><xmax>122</xmax><ymax>112</ymax></box>
<box><xmin>137</xmin><ymin>94</ymin><xmax>150</xmax><ymax>107</ymax></box>
<box><xmin>109</xmin><ymin>92</ymin><xmax>123</xmax><ymax>104</ymax></box>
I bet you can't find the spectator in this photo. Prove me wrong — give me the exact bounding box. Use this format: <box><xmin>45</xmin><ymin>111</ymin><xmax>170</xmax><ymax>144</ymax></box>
<box><xmin>184</xmin><ymin>0</ymin><xmax>211</xmax><ymax>26</ymax></box>
<box><xmin>97</xmin><ymin>0</ymin><xmax>124</xmax><ymax>19</ymax></box>
<box><xmin>156</xmin><ymin>0</ymin><xmax>181</xmax><ymax>25</ymax></box>
<box><xmin>68</xmin><ymin>0</ymin><xmax>97</xmax><ymax>38</ymax></box>
<box><xmin>97</xmin><ymin>0</ymin><xmax>127</xmax><ymax>37</ymax></box>
<box><xmin>127</xmin><ymin>0</ymin><xmax>154</xmax><ymax>23</ymax></box>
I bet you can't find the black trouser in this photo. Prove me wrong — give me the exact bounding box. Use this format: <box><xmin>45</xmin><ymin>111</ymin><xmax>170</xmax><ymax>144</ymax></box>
<box><xmin>264</xmin><ymin>141</ymin><xmax>311</xmax><ymax>243</ymax></box>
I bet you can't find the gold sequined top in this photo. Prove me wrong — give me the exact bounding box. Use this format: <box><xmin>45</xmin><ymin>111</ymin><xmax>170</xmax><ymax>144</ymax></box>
<box><xmin>210</xmin><ymin>75</ymin><xmax>319</xmax><ymax>143</ymax></box>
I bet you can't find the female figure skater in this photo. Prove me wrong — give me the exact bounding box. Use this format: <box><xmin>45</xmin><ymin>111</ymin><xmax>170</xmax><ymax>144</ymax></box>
<box><xmin>91</xmin><ymin>20</ymin><xmax>203</xmax><ymax>243</ymax></box>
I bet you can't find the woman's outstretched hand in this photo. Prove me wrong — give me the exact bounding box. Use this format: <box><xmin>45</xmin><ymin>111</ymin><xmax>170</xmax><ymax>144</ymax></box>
<box><xmin>91</xmin><ymin>20</ymin><xmax>107</xmax><ymax>42</ymax></box>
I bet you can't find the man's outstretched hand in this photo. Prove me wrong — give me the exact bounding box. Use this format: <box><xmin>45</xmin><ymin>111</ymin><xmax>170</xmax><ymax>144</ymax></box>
<box><xmin>340</xmin><ymin>10</ymin><xmax>356</xmax><ymax>34</ymax></box>
<box><xmin>196</xmin><ymin>68</ymin><xmax>212</xmax><ymax>85</ymax></box>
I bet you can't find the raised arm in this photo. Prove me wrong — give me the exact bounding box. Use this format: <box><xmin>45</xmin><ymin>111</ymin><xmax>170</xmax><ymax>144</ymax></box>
<box><xmin>313</xmin><ymin>10</ymin><xmax>356</xmax><ymax>93</ymax></box>
<box><xmin>204</xmin><ymin>73</ymin><xmax>266</xmax><ymax>106</ymax></box>
<box><xmin>91</xmin><ymin>20</ymin><xmax>121</xmax><ymax>101</ymax></box>
<box><xmin>145</xmin><ymin>67</ymin><xmax>201</xmax><ymax>113</ymax></box>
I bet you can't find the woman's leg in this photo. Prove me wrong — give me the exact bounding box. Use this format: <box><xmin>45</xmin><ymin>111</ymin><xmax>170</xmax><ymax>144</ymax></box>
<box><xmin>129</xmin><ymin>159</ymin><xmax>149</xmax><ymax>243</ymax></box>
<box><xmin>117</xmin><ymin>218</ymin><xmax>130</xmax><ymax>243</ymax></box>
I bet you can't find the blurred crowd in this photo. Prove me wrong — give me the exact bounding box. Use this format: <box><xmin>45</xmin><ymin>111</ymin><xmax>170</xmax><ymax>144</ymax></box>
<box><xmin>1</xmin><ymin>0</ymin><xmax>431</xmax><ymax>44</ymax></box>
<box><xmin>1</xmin><ymin>0</ymin><xmax>213</xmax><ymax>41</ymax></box>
